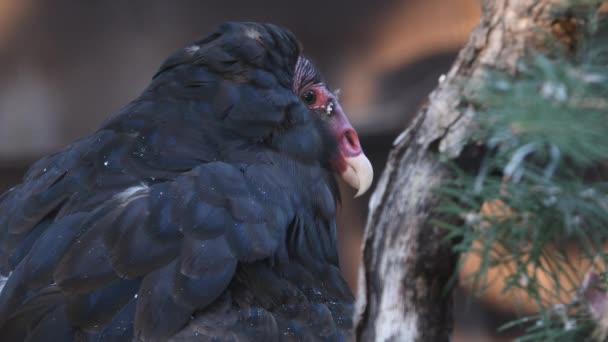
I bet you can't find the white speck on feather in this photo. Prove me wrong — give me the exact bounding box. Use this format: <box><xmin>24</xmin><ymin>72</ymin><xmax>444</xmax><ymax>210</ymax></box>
<box><xmin>326</xmin><ymin>102</ymin><xmax>334</xmax><ymax>115</ymax></box>
<box><xmin>103</xmin><ymin>161</ymin><xmax>109</xmax><ymax>166</ymax></box>
<box><xmin>245</xmin><ymin>28</ymin><xmax>261</xmax><ymax>41</ymax></box>
<box><xmin>115</xmin><ymin>184</ymin><xmax>149</xmax><ymax>204</ymax></box>
<box><xmin>0</xmin><ymin>273</ymin><xmax>11</xmax><ymax>295</ymax></box>
<box><xmin>185</xmin><ymin>45</ymin><xmax>200</xmax><ymax>54</ymax></box>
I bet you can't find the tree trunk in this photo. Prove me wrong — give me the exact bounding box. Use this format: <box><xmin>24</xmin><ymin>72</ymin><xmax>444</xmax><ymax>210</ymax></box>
<box><xmin>353</xmin><ymin>0</ymin><xmax>600</xmax><ymax>340</ymax></box>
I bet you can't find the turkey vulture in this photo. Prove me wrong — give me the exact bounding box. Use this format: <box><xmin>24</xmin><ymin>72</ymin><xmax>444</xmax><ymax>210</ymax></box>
<box><xmin>0</xmin><ymin>22</ymin><xmax>373</xmax><ymax>341</ymax></box>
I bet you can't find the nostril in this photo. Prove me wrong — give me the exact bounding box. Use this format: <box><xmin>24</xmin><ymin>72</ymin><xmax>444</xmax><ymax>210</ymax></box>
<box><xmin>344</xmin><ymin>130</ymin><xmax>359</xmax><ymax>147</ymax></box>
<box><xmin>342</xmin><ymin>129</ymin><xmax>361</xmax><ymax>153</ymax></box>
<box><xmin>345</xmin><ymin>132</ymin><xmax>355</xmax><ymax>146</ymax></box>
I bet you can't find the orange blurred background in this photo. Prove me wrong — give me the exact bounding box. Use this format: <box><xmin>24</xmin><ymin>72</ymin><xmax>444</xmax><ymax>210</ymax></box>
<box><xmin>0</xmin><ymin>1</ymin><xmax>535</xmax><ymax>340</ymax></box>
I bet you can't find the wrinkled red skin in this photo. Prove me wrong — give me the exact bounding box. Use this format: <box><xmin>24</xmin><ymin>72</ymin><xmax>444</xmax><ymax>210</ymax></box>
<box><xmin>303</xmin><ymin>85</ymin><xmax>363</xmax><ymax>174</ymax></box>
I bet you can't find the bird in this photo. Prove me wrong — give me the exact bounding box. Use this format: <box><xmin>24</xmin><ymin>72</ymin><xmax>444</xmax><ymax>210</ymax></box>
<box><xmin>0</xmin><ymin>21</ymin><xmax>373</xmax><ymax>341</ymax></box>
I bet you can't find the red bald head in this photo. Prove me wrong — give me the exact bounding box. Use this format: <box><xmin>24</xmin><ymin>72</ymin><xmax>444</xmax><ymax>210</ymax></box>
<box><xmin>293</xmin><ymin>60</ymin><xmax>373</xmax><ymax>197</ymax></box>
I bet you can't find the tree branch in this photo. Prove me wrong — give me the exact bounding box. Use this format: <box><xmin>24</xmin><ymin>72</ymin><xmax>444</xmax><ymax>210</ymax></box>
<box><xmin>353</xmin><ymin>0</ymin><xmax>600</xmax><ymax>340</ymax></box>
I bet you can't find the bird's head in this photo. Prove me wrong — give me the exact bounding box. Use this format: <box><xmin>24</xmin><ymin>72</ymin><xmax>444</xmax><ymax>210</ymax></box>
<box><xmin>292</xmin><ymin>57</ymin><xmax>373</xmax><ymax>197</ymax></box>
<box><xmin>146</xmin><ymin>22</ymin><xmax>373</xmax><ymax>197</ymax></box>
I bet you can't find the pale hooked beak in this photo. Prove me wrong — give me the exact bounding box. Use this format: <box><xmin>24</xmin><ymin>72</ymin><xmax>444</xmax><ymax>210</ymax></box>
<box><xmin>329</xmin><ymin>100</ymin><xmax>374</xmax><ymax>198</ymax></box>
<box><xmin>340</xmin><ymin>153</ymin><xmax>374</xmax><ymax>198</ymax></box>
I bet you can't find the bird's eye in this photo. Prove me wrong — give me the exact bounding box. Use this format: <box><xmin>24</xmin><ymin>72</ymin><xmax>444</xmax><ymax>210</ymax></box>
<box><xmin>301</xmin><ymin>89</ymin><xmax>317</xmax><ymax>106</ymax></box>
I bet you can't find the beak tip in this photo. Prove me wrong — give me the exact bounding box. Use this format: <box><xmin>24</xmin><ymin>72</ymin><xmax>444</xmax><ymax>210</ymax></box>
<box><xmin>341</xmin><ymin>153</ymin><xmax>374</xmax><ymax>198</ymax></box>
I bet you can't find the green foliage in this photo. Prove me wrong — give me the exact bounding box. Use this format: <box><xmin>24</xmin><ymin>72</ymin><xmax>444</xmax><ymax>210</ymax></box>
<box><xmin>437</xmin><ymin>7</ymin><xmax>608</xmax><ymax>342</ymax></box>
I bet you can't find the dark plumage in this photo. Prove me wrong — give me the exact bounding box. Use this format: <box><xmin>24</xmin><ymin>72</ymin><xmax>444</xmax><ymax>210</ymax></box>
<box><xmin>0</xmin><ymin>22</ymin><xmax>371</xmax><ymax>341</ymax></box>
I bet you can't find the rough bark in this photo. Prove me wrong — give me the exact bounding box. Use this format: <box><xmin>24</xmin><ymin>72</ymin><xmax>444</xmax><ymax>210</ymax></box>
<box><xmin>354</xmin><ymin>0</ymin><xmax>599</xmax><ymax>341</ymax></box>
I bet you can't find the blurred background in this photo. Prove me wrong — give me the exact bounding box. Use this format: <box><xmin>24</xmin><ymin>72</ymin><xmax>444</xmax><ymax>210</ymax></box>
<box><xmin>0</xmin><ymin>0</ymin><xmax>522</xmax><ymax>340</ymax></box>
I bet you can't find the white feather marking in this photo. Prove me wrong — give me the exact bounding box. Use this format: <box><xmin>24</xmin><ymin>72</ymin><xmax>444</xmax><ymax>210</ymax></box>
<box><xmin>245</xmin><ymin>28</ymin><xmax>261</xmax><ymax>41</ymax></box>
<box><xmin>115</xmin><ymin>184</ymin><xmax>149</xmax><ymax>204</ymax></box>
<box><xmin>0</xmin><ymin>272</ymin><xmax>11</xmax><ymax>295</ymax></box>
<box><xmin>185</xmin><ymin>45</ymin><xmax>200</xmax><ymax>54</ymax></box>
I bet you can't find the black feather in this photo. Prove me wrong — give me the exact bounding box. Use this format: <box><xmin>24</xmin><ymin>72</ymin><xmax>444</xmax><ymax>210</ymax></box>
<box><xmin>0</xmin><ymin>21</ymin><xmax>354</xmax><ymax>341</ymax></box>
